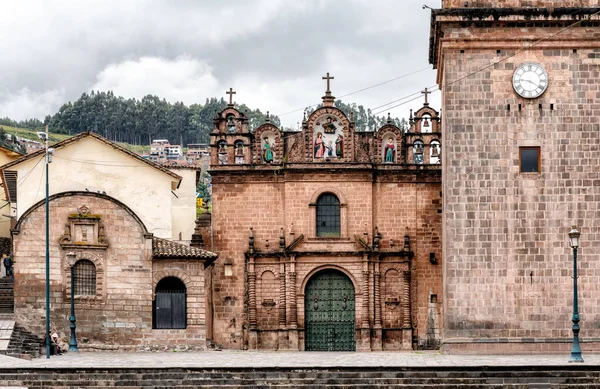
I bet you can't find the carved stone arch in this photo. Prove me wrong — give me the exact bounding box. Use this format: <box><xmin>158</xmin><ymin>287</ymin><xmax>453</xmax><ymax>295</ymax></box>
<box><xmin>308</xmin><ymin>187</ymin><xmax>348</xmax><ymax>206</ymax></box>
<box><xmin>13</xmin><ymin>191</ymin><xmax>150</xmax><ymax>235</ymax></box>
<box><xmin>308</xmin><ymin>188</ymin><xmax>348</xmax><ymax>238</ymax></box>
<box><xmin>413</xmin><ymin>106</ymin><xmax>440</xmax><ymax>134</ymax></box>
<box><xmin>306</xmin><ymin>106</ymin><xmax>353</xmax><ymax>162</ymax></box>
<box><xmin>64</xmin><ymin>250</ymin><xmax>106</xmax><ymax>300</ymax></box>
<box><xmin>254</xmin><ymin>124</ymin><xmax>282</xmax><ymax>164</ymax></box>
<box><xmin>153</xmin><ymin>270</ymin><xmax>192</xmax><ymax>293</ymax></box>
<box><xmin>300</xmin><ymin>264</ymin><xmax>360</xmax><ymax>297</ymax></box>
<box><xmin>257</xmin><ymin>266</ymin><xmax>279</xmax><ymax>279</ymax></box>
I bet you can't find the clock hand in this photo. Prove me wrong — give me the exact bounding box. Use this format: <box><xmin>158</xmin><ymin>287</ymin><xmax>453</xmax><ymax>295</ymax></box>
<box><xmin>520</xmin><ymin>79</ymin><xmax>538</xmax><ymax>86</ymax></box>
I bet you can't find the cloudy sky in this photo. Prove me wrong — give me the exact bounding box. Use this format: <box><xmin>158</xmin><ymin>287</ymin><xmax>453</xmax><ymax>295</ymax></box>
<box><xmin>0</xmin><ymin>0</ymin><xmax>442</xmax><ymax>127</ymax></box>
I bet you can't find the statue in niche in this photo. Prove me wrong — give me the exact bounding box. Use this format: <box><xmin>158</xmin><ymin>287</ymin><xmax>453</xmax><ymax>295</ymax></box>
<box><xmin>262</xmin><ymin>138</ymin><xmax>274</xmax><ymax>163</ymax></box>
<box><xmin>384</xmin><ymin>138</ymin><xmax>396</xmax><ymax>163</ymax></box>
<box><xmin>226</xmin><ymin>115</ymin><xmax>236</xmax><ymax>133</ymax></box>
<box><xmin>314</xmin><ymin>132</ymin><xmax>325</xmax><ymax>158</ymax></box>
<box><xmin>335</xmin><ymin>135</ymin><xmax>343</xmax><ymax>158</ymax></box>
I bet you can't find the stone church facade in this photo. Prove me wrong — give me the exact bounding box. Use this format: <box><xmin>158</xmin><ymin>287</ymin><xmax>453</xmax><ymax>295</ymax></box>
<box><xmin>431</xmin><ymin>0</ymin><xmax>600</xmax><ymax>353</ymax></box>
<box><xmin>208</xmin><ymin>84</ymin><xmax>443</xmax><ymax>350</ymax></box>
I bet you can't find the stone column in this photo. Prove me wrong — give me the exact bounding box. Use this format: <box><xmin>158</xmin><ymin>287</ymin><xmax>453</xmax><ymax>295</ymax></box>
<box><xmin>288</xmin><ymin>255</ymin><xmax>299</xmax><ymax>350</ymax></box>
<box><xmin>372</xmin><ymin>259</ymin><xmax>383</xmax><ymax>351</ymax></box>
<box><xmin>358</xmin><ymin>254</ymin><xmax>371</xmax><ymax>351</ymax></box>
<box><xmin>402</xmin><ymin>269</ymin><xmax>412</xmax><ymax>350</ymax></box>
<box><xmin>277</xmin><ymin>257</ymin><xmax>287</xmax><ymax>350</ymax></box>
<box><xmin>248</xmin><ymin>257</ymin><xmax>258</xmax><ymax>349</ymax></box>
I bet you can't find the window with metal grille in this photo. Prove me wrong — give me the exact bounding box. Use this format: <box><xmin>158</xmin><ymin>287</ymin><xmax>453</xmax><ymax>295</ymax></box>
<box><xmin>73</xmin><ymin>259</ymin><xmax>96</xmax><ymax>296</ymax></box>
<box><xmin>316</xmin><ymin>193</ymin><xmax>341</xmax><ymax>237</ymax></box>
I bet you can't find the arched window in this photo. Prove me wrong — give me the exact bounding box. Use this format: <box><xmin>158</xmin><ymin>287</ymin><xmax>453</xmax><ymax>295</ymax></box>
<box><xmin>153</xmin><ymin>277</ymin><xmax>187</xmax><ymax>329</ymax></box>
<box><xmin>316</xmin><ymin>193</ymin><xmax>341</xmax><ymax>237</ymax></box>
<box><xmin>73</xmin><ymin>259</ymin><xmax>96</xmax><ymax>296</ymax></box>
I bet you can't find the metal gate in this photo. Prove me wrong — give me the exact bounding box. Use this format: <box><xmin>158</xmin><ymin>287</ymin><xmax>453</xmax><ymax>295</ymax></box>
<box><xmin>305</xmin><ymin>269</ymin><xmax>355</xmax><ymax>351</ymax></box>
<box><xmin>155</xmin><ymin>291</ymin><xmax>186</xmax><ymax>329</ymax></box>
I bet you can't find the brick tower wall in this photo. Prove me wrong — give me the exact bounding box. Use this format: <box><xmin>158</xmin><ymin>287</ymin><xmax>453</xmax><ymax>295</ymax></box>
<box><xmin>438</xmin><ymin>22</ymin><xmax>600</xmax><ymax>352</ymax></box>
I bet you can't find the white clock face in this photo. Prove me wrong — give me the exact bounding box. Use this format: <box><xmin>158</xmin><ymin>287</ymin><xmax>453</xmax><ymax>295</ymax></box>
<box><xmin>512</xmin><ymin>63</ymin><xmax>548</xmax><ymax>99</ymax></box>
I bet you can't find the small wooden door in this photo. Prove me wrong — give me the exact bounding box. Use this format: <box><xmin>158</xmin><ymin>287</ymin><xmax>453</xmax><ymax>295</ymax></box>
<box><xmin>305</xmin><ymin>269</ymin><xmax>355</xmax><ymax>351</ymax></box>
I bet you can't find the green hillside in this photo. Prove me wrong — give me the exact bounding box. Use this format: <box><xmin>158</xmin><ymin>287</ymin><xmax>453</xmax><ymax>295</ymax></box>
<box><xmin>0</xmin><ymin>125</ymin><xmax>150</xmax><ymax>154</ymax></box>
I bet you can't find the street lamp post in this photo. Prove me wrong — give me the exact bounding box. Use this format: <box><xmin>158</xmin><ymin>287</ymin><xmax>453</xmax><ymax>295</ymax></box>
<box><xmin>568</xmin><ymin>226</ymin><xmax>584</xmax><ymax>363</ymax></box>
<box><xmin>39</xmin><ymin>126</ymin><xmax>53</xmax><ymax>359</ymax></box>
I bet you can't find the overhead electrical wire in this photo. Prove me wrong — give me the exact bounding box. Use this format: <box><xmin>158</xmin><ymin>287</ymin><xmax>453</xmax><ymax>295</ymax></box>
<box><xmin>370</xmin><ymin>7</ymin><xmax>600</xmax><ymax>116</ymax></box>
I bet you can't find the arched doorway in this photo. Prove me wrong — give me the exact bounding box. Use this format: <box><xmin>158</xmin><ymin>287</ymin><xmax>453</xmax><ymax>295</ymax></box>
<box><xmin>153</xmin><ymin>276</ymin><xmax>186</xmax><ymax>329</ymax></box>
<box><xmin>304</xmin><ymin>269</ymin><xmax>355</xmax><ymax>351</ymax></box>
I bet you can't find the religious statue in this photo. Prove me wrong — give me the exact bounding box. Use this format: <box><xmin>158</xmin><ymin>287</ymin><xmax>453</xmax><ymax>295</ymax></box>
<box><xmin>326</xmin><ymin>141</ymin><xmax>334</xmax><ymax>157</ymax></box>
<box><xmin>323</xmin><ymin>117</ymin><xmax>337</xmax><ymax>134</ymax></box>
<box><xmin>314</xmin><ymin>132</ymin><xmax>325</xmax><ymax>158</ymax></box>
<box><xmin>263</xmin><ymin>139</ymin><xmax>274</xmax><ymax>163</ymax></box>
<box><xmin>384</xmin><ymin>138</ymin><xmax>395</xmax><ymax>163</ymax></box>
<box><xmin>335</xmin><ymin>135</ymin><xmax>343</xmax><ymax>158</ymax></box>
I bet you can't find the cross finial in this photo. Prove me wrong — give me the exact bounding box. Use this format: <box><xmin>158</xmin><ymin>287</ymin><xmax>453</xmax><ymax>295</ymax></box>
<box><xmin>421</xmin><ymin>87</ymin><xmax>431</xmax><ymax>106</ymax></box>
<box><xmin>322</xmin><ymin>72</ymin><xmax>334</xmax><ymax>94</ymax></box>
<box><xmin>226</xmin><ymin>87</ymin><xmax>236</xmax><ymax>105</ymax></box>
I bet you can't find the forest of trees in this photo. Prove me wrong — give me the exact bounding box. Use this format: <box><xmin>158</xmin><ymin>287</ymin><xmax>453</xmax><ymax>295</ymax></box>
<box><xmin>0</xmin><ymin>91</ymin><xmax>407</xmax><ymax>146</ymax></box>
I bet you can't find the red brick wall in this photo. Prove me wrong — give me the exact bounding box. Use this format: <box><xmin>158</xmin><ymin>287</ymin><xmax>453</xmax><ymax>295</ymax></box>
<box><xmin>210</xmin><ymin>171</ymin><xmax>442</xmax><ymax>349</ymax></box>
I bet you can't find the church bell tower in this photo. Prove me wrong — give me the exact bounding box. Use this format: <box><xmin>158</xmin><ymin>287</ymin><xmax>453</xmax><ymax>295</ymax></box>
<box><xmin>430</xmin><ymin>1</ymin><xmax>600</xmax><ymax>353</ymax></box>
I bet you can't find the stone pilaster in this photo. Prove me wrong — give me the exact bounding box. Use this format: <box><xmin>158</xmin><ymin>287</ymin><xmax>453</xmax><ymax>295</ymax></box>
<box><xmin>402</xmin><ymin>269</ymin><xmax>412</xmax><ymax>349</ymax></box>
<box><xmin>248</xmin><ymin>257</ymin><xmax>257</xmax><ymax>349</ymax></box>
<box><xmin>372</xmin><ymin>258</ymin><xmax>383</xmax><ymax>351</ymax></box>
<box><xmin>277</xmin><ymin>257</ymin><xmax>287</xmax><ymax>349</ymax></box>
<box><xmin>358</xmin><ymin>255</ymin><xmax>371</xmax><ymax>351</ymax></box>
<box><xmin>288</xmin><ymin>256</ymin><xmax>299</xmax><ymax>350</ymax></box>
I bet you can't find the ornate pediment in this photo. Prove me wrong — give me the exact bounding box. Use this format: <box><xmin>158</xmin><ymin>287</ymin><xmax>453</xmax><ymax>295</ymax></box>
<box><xmin>59</xmin><ymin>205</ymin><xmax>109</xmax><ymax>250</ymax></box>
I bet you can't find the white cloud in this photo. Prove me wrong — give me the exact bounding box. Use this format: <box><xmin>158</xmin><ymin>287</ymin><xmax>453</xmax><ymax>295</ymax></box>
<box><xmin>91</xmin><ymin>56</ymin><xmax>220</xmax><ymax>104</ymax></box>
<box><xmin>0</xmin><ymin>87</ymin><xmax>65</xmax><ymax>121</ymax></box>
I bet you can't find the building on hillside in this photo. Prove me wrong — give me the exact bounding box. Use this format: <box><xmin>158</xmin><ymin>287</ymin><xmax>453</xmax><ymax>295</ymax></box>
<box><xmin>149</xmin><ymin>139</ymin><xmax>184</xmax><ymax>163</ymax></box>
<box><xmin>207</xmin><ymin>83</ymin><xmax>442</xmax><ymax>351</ymax></box>
<box><xmin>430</xmin><ymin>1</ymin><xmax>600</xmax><ymax>353</ymax></box>
<box><xmin>186</xmin><ymin>144</ymin><xmax>210</xmax><ymax>160</ymax></box>
<box><xmin>1</xmin><ymin>132</ymin><xmax>216</xmax><ymax>350</ymax></box>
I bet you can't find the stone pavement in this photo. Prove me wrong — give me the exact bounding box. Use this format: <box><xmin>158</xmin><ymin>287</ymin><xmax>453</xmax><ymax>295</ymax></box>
<box><xmin>0</xmin><ymin>313</ymin><xmax>14</xmax><ymax>351</ymax></box>
<box><xmin>1</xmin><ymin>350</ymin><xmax>600</xmax><ymax>369</ymax></box>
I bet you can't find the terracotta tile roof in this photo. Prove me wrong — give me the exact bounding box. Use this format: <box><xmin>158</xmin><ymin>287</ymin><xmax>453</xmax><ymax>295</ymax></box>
<box><xmin>152</xmin><ymin>237</ymin><xmax>217</xmax><ymax>261</ymax></box>
<box><xmin>0</xmin><ymin>131</ymin><xmax>182</xmax><ymax>184</ymax></box>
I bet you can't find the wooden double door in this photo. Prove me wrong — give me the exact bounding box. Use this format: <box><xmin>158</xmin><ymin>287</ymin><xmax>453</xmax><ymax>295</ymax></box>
<box><xmin>304</xmin><ymin>269</ymin><xmax>355</xmax><ymax>351</ymax></box>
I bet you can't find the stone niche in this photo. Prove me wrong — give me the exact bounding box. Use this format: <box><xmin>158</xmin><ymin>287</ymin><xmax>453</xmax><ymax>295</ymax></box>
<box><xmin>59</xmin><ymin>205</ymin><xmax>109</xmax><ymax>250</ymax></box>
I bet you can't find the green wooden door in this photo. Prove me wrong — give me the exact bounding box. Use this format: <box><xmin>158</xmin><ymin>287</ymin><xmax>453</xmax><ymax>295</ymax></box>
<box><xmin>305</xmin><ymin>269</ymin><xmax>355</xmax><ymax>351</ymax></box>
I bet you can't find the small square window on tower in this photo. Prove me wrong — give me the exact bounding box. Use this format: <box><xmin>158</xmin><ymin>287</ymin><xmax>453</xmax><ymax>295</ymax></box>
<box><xmin>519</xmin><ymin>147</ymin><xmax>541</xmax><ymax>173</ymax></box>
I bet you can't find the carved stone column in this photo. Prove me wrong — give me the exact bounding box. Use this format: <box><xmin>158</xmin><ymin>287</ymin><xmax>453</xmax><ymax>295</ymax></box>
<box><xmin>288</xmin><ymin>255</ymin><xmax>299</xmax><ymax>350</ymax></box>
<box><xmin>248</xmin><ymin>257</ymin><xmax>258</xmax><ymax>349</ymax></box>
<box><xmin>372</xmin><ymin>259</ymin><xmax>383</xmax><ymax>351</ymax></box>
<box><xmin>402</xmin><ymin>269</ymin><xmax>412</xmax><ymax>350</ymax></box>
<box><xmin>358</xmin><ymin>254</ymin><xmax>371</xmax><ymax>351</ymax></box>
<box><xmin>277</xmin><ymin>257</ymin><xmax>287</xmax><ymax>350</ymax></box>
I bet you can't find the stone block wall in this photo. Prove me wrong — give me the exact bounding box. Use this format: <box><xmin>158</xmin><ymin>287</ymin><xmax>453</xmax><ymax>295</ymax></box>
<box><xmin>442</xmin><ymin>0</ymin><xmax>600</xmax><ymax>7</ymax></box>
<box><xmin>13</xmin><ymin>194</ymin><xmax>207</xmax><ymax>350</ymax></box>
<box><xmin>438</xmin><ymin>26</ymin><xmax>600</xmax><ymax>351</ymax></box>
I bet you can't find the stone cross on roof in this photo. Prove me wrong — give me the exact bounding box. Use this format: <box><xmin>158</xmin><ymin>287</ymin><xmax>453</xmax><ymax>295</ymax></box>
<box><xmin>226</xmin><ymin>87</ymin><xmax>236</xmax><ymax>106</ymax></box>
<box><xmin>421</xmin><ymin>87</ymin><xmax>431</xmax><ymax>106</ymax></box>
<box><xmin>322</xmin><ymin>72</ymin><xmax>334</xmax><ymax>94</ymax></box>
